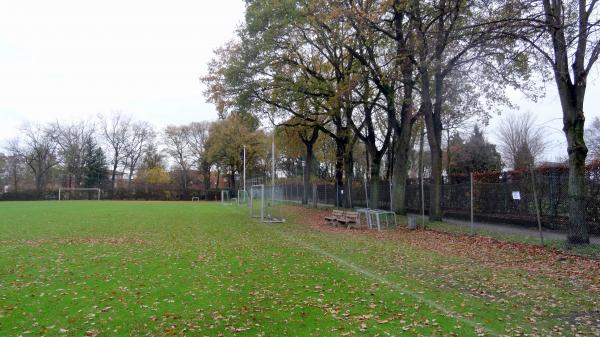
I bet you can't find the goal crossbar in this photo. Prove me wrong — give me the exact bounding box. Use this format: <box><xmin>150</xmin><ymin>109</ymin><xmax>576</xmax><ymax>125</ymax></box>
<box><xmin>58</xmin><ymin>188</ymin><xmax>102</xmax><ymax>201</ymax></box>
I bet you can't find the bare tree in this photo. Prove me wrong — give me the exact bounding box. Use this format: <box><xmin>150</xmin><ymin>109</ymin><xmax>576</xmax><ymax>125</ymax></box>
<box><xmin>2</xmin><ymin>143</ymin><xmax>25</xmax><ymax>193</ymax></box>
<box><xmin>518</xmin><ymin>0</ymin><xmax>600</xmax><ymax>243</ymax></box>
<box><xmin>123</xmin><ymin>121</ymin><xmax>155</xmax><ymax>193</ymax></box>
<box><xmin>52</xmin><ymin>120</ymin><xmax>96</xmax><ymax>188</ymax></box>
<box><xmin>164</xmin><ymin>125</ymin><xmax>193</xmax><ymax>199</ymax></box>
<box><xmin>8</xmin><ymin>124</ymin><xmax>60</xmax><ymax>197</ymax></box>
<box><xmin>99</xmin><ymin>112</ymin><xmax>132</xmax><ymax>194</ymax></box>
<box><xmin>585</xmin><ymin>117</ymin><xmax>600</xmax><ymax>161</ymax></box>
<box><xmin>496</xmin><ymin>112</ymin><xmax>547</xmax><ymax>169</ymax></box>
<box><xmin>0</xmin><ymin>153</ymin><xmax>6</xmax><ymax>191</ymax></box>
<box><xmin>187</xmin><ymin>122</ymin><xmax>211</xmax><ymax>190</ymax></box>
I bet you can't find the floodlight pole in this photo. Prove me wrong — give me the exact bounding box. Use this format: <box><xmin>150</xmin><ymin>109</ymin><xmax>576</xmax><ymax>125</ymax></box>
<box><xmin>243</xmin><ymin>145</ymin><xmax>246</xmax><ymax>194</ymax></box>
<box><xmin>272</xmin><ymin>129</ymin><xmax>275</xmax><ymax>204</ymax></box>
<box><xmin>470</xmin><ymin>172</ymin><xmax>474</xmax><ymax>235</ymax></box>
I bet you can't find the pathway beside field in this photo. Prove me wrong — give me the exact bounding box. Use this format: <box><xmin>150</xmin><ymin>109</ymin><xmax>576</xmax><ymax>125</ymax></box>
<box><xmin>435</xmin><ymin>216</ymin><xmax>600</xmax><ymax>244</ymax></box>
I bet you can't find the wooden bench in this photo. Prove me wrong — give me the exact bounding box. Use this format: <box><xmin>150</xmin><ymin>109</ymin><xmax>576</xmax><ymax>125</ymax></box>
<box><xmin>325</xmin><ymin>210</ymin><xmax>344</xmax><ymax>225</ymax></box>
<box><xmin>337</xmin><ymin>211</ymin><xmax>360</xmax><ymax>229</ymax></box>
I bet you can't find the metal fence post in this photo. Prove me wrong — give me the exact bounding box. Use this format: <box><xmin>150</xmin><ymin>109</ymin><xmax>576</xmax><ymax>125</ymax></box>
<box><xmin>389</xmin><ymin>180</ymin><xmax>393</xmax><ymax>211</ymax></box>
<box><xmin>421</xmin><ymin>174</ymin><xmax>425</xmax><ymax>229</ymax></box>
<box><xmin>364</xmin><ymin>177</ymin><xmax>369</xmax><ymax>209</ymax></box>
<box><xmin>470</xmin><ymin>172</ymin><xmax>474</xmax><ymax>235</ymax></box>
<box><xmin>530</xmin><ymin>166</ymin><xmax>544</xmax><ymax>245</ymax></box>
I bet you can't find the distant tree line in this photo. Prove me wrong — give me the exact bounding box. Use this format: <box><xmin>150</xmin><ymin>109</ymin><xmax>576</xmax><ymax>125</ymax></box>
<box><xmin>0</xmin><ymin>112</ymin><xmax>276</xmax><ymax>201</ymax></box>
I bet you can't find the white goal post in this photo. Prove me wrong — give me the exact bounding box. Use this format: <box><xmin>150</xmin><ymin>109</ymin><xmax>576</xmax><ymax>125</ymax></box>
<box><xmin>58</xmin><ymin>188</ymin><xmax>102</xmax><ymax>201</ymax></box>
<box><xmin>250</xmin><ymin>184</ymin><xmax>285</xmax><ymax>223</ymax></box>
<box><xmin>221</xmin><ymin>190</ymin><xmax>231</xmax><ymax>204</ymax></box>
<box><xmin>237</xmin><ymin>189</ymin><xmax>249</xmax><ymax>206</ymax></box>
<box><xmin>250</xmin><ymin>184</ymin><xmax>264</xmax><ymax>221</ymax></box>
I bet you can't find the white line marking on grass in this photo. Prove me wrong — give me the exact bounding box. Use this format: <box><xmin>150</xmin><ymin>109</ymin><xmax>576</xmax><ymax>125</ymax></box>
<box><xmin>278</xmin><ymin>233</ymin><xmax>501</xmax><ymax>337</ymax></box>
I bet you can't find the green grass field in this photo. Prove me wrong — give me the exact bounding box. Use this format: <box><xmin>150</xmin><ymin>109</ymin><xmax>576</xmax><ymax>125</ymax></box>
<box><xmin>0</xmin><ymin>201</ymin><xmax>598</xmax><ymax>336</ymax></box>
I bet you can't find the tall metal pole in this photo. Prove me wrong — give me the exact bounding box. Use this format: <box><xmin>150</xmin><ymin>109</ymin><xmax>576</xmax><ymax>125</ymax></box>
<box><xmin>364</xmin><ymin>175</ymin><xmax>369</xmax><ymax>209</ymax></box>
<box><xmin>470</xmin><ymin>172</ymin><xmax>474</xmax><ymax>235</ymax></box>
<box><xmin>421</xmin><ymin>172</ymin><xmax>425</xmax><ymax>228</ymax></box>
<box><xmin>530</xmin><ymin>165</ymin><xmax>544</xmax><ymax>245</ymax></box>
<box><xmin>389</xmin><ymin>181</ymin><xmax>393</xmax><ymax>212</ymax></box>
<box><xmin>272</xmin><ymin>129</ymin><xmax>275</xmax><ymax>204</ymax></box>
<box><xmin>243</xmin><ymin>146</ymin><xmax>246</xmax><ymax>195</ymax></box>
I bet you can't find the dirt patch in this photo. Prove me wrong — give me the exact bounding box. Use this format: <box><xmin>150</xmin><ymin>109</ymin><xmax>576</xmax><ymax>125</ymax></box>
<box><xmin>283</xmin><ymin>205</ymin><xmax>600</xmax><ymax>291</ymax></box>
<box><xmin>0</xmin><ymin>236</ymin><xmax>147</xmax><ymax>247</ymax></box>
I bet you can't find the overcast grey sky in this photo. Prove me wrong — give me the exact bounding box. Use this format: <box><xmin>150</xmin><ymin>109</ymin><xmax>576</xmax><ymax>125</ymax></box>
<box><xmin>0</xmin><ymin>0</ymin><xmax>598</xmax><ymax>162</ymax></box>
<box><xmin>0</xmin><ymin>0</ymin><xmax>245</xmax><ymax>140</ymax></box>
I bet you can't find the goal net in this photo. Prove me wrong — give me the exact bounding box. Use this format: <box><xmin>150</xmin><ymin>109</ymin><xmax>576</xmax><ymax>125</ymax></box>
<box><xmin>58</xmin><ymin>188</ymin><xmax>102</xmax><ymax>201</ymax></box>
<box><xmin>237</xmin><ymin>189</ymin><xmax>249</xmax><ymax>206</ymax></box>
<box><xmin>250</xmin><ymin>184</ymin><xmax>285</xmax><ymax>223</ymax></box>
<box><xmin>221</xmin><ymin>189</ymin><xmax>231</xmax><ymax>204</ymax></box>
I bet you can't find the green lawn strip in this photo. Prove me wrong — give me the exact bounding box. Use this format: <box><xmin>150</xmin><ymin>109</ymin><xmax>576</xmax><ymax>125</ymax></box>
<box><xmin>0</xmin><ymin>201</ymin><xmax>597</xmax><ymax>336</ymax></box>
<box><xmin>279</xmin><ymin>209</ymin><xmax>598</xmax><ymax>336</ymax></box>
<box><xmin>0</xmin><ymin>202</ymin><xmax>473</xmax><ymax>336</ymax></box>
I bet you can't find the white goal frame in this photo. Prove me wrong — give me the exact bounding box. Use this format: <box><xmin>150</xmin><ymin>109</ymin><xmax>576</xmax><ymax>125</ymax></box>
<box><xmin>237</xmin><ymin>189</ymin><xmax>249</xmax><ymax>206</ymax></box>
<box><xmin>250</xmin><ymin>184</ymin><xmax>285</xmax><ymax>223</ymax></box>
<box><xmin>221</xmin><ymin>190</ymin><xmax>231</xmax><ymax>204</ymax></box>
<box><xmin>191</xmin><ymin>197</ymin><xmax>200</xmax><ymax>202</ymax></box>
<box><xmin>250</xmin><ymin>184</ymin><xmax>264</xmax><ymax>221</ymax></box>
<box><xmin>58</xmin><ymin>188</ymin><xmax>102</xmax><ymax>201</ymax></box>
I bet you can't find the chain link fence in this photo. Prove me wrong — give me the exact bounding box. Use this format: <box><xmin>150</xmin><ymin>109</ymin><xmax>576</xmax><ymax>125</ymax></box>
<box><xmin>243</xmin><ymin>173</ymin><xmax>599</xmax><ymax>234</ymax></box>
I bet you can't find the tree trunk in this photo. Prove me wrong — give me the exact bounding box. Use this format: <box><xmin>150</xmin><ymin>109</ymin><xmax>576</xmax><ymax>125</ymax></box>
<box><xmin>390</xmin><ymin>19</ymin><xmax>416</xmax><ymax>214</ymax></box>
<box><xmin>369</xmin><ymin>156</ymin><xmax>381</xmax><ymax>209</ymax></box>
<box><xmin>335</xmin><ymin>139</ymin><xmax>345</xmax><ymax>208</ymax></box>
<box><xmin>560</xmin><ymin>90</ymin><xmax>589</xmax><ymax>244</ymax></box>
<box><xmin>421</xmin><ymin>69</ymin><xmax>444</xmax><ymax>221</ymax></box>
<box><xmin>303</xmin><ymin>144</ymin><xmax>314</xmax><ymax>205</ymax></box>
<box><xmin>128</xmin><ymin>167</ymin><xmax>134</xmax><ymax>195</ymax></box>
<box><xmin>181</xmin><ymin>169</ymin><xmax>188</xmax><ymax>200</ymax></box>
<box><xmin>110</xmin><ymin>154</ymin><xmax>118</xmax><ymax>198</ymax></box>
<box><xmin>392</xmin><ymin>137</ymin><xmax>411</xmax><ymax>214</ymax></box>
<box><xmin>429</xmin><ymin>141</ymin><xmax>443</xmax><ymax>221</ymax></box>
<box><xmin>35</xmin><ymin>170</ymin><xmax>45</xmax><ymax>198</ymax></box>
<box><xmin>343</xmin><ymin>149</ymin><xmax>354</xmax><ymax>208</ymax></box>
<box><xmin>12</xmin><ymin>170</ymin><xmax>18</xmax><ymax>193</ymax></box>
<box><xmin>201</xmin><ymin>163</ymin><xmax>211</xmax><ymax>194</ymax></box>
<box><xmin>446</xmin><ymin>128</ymin><xmax>451</xmax><ymax>175</ymax></box>
<box><xmin>418</xmin><ymin>125</ymin><xmax>426</xmax><ymax>219</ymax></box>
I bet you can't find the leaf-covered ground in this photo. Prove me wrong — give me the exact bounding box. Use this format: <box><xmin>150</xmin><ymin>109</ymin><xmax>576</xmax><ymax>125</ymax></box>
<box><xmin>0</xmin><ymin>201</ymin><xmax>598</xmax><ymax>336</ymax></box>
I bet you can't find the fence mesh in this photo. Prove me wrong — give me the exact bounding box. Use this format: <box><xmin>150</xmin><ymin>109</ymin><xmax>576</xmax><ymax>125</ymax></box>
<box><xmin>243</xmin><ymin>174</ymin><xmax>598</xmax><ymax>234</ymax></box>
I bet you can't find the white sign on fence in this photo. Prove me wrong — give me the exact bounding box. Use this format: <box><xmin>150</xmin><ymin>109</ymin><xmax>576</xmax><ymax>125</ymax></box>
<box><xmin>512</xmin><ymin>191</ymin><xmax>521</xmax><ymax>200</ymax></box>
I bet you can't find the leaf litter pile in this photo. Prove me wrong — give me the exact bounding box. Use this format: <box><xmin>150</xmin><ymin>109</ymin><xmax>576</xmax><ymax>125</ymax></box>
<box><xmin>0</xmin><ymin>201</ymin><xmax>598</xmax><ymax>337</ymax></box>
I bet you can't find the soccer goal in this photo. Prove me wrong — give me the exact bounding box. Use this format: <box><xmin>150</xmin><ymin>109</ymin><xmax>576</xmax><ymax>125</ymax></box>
<box><xmin>250</xmin><ymin>184</ymin><xmax>285</xmax><ymax>223</ymax></box>
<box><xmin>221</xmin><ymin>189</ymin><xmax>231</xmax><ymax>204</ymax></box>
<box><xmin>191</xmin><ymin>197</ymin><xmax>200</xmax><ymax>202</ymax></box>
<box><xmin>237</xmin><ymin>189</ymin><xmax>249</xmax><ymax>206</ymax></box>
<box><xmin>58</xmin><ymin>188</ymin><xmax>102</xmax><ymax>201</ymax></box>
